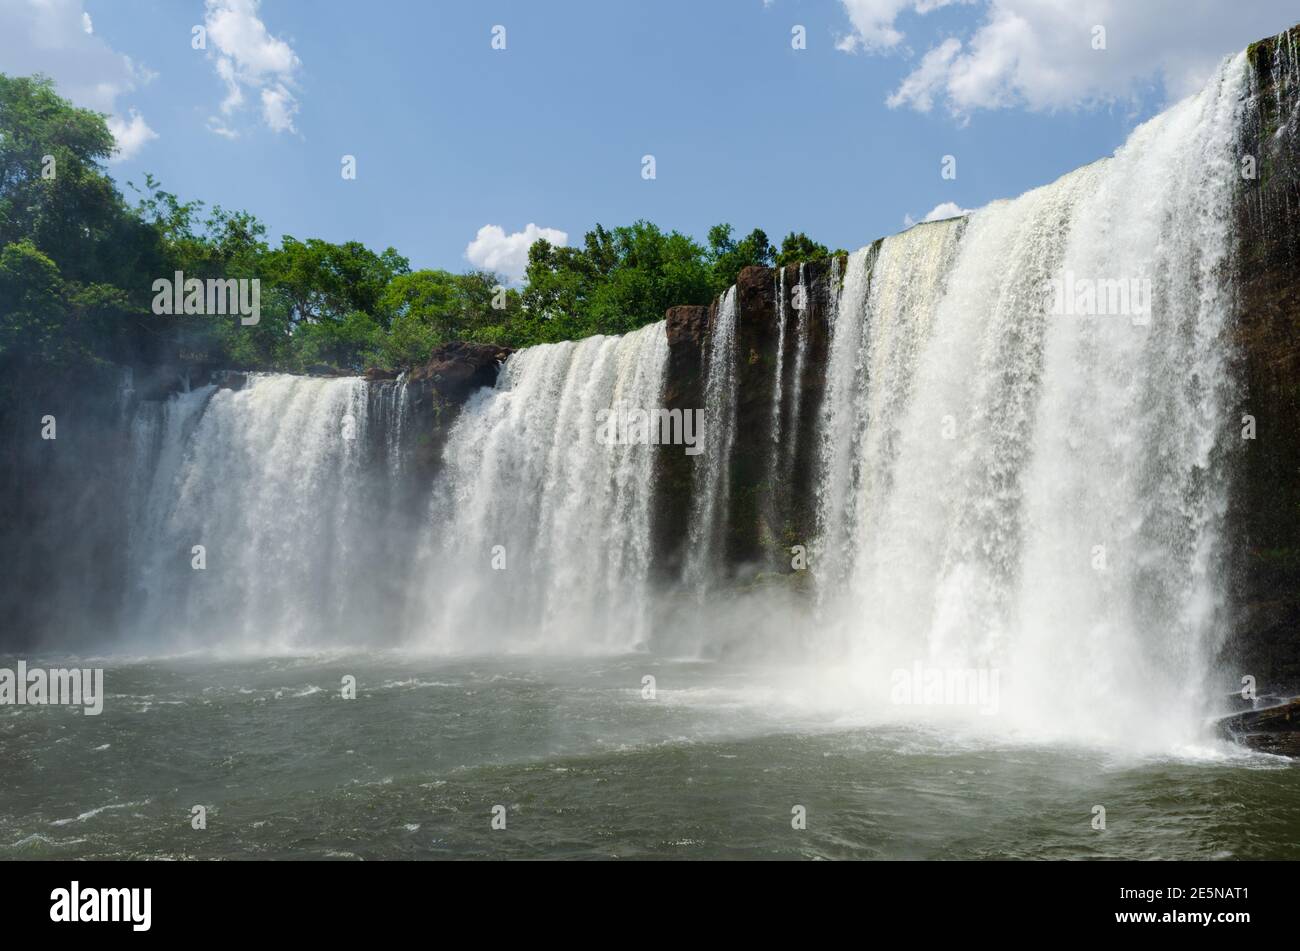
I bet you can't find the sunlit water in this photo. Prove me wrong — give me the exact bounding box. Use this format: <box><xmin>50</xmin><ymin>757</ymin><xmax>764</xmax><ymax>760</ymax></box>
<box><xmin>2</xmin><ymin>652</ymin><xmax>1296</xmax><ymax>860</ymax></box>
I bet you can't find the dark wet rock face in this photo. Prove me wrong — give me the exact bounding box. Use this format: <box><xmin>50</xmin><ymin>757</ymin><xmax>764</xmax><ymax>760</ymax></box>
<box><xmin>1223</xmin><ymin>25</ymin><xmax>1300</xmax><ymax>694</ymax></box>
<box><xmin>727</xmin><ymin>262</ymin><xmax>837</xmax><ymax>575</ymax></box>
<box><xmin>408</xmin><ymin>341</ymin><xmax>512</xmax><ymax>404</ymax></box>
<box><xmin>655</xmin><ymin>305</ymin><xmax>711</xmax><ymax>579</ymax></box>
<box><xmin>400</xmin><ymin>342</ymin><xmax>512</xmax><ymax>475</ymax></box>
<box><xmin>653</xmin><ymin>260</ymin><xmax>840</xmax><ymax>583</ymax></box>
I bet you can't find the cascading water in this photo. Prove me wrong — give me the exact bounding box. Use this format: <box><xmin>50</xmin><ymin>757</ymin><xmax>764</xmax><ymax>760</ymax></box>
<box><xmin>126</xmin><ymin>374</ymin><xmax>416</xmax><ymax>652</ymax></box>
<box><xmin>783</xmin><ymin>262</ymin><xmax>813</xmax><ymax>478</ymax></box>
<box><xmin>814</xmin><ymin>224</ymin><xmax>967</xmax><ymax>598</ymax></box>
<box><xmin>767</xmin><ymin>269</ymin><xmax>788</xmax><ymax>469</ymax></box>
<box><xmin>121</xmin><ymin>326</ymin><xmax>673</xmax><ymax>656</ymax></box>
<box><xmin>811</xmin><ymin>52</ymin><xmax>1250</xmax><ymax>746</ymax></box>
<box><xmin>421</xmin><ymin>321</ymin><xmax>669</xmax><ymax>651</ymax></box>
<box><xmin>764</xmin><ymin>269</ymin><xmax>792</xmax><ymax>532</ymax></box>
<box><xmin>684</xmin><ymin>286</ymin><xmax>739</xmax><ymax>592</ymax></box>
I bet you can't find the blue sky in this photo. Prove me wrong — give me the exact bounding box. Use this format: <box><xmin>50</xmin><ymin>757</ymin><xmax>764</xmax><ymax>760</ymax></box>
<box><xmin>4</xmin><ymin>0</ymin><xmax>1299</xmax><ymax>280</ymax></box>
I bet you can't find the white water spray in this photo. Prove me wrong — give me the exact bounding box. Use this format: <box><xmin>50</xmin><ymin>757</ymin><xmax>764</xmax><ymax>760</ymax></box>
<box><xmin>685</xmin><ymin>286</ymin><xmax>739</xmax><ymax>592</ymax></box>
<box><xmin>421</xmin><ymin>322</ymin><xmax>669</xmax><ymax>651</ymax></box>
<box><xmin>128</xmin><ymin>374</ymin><xmax>413</xmax><ymax>652</ymax></box>
<box><xmin>811</xmin><ymin>54</ymin><xmax>1250</xmax><ymax>747</ymax></box>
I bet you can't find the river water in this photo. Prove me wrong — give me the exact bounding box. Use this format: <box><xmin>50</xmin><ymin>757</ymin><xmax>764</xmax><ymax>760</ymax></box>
<box><xmin>3</xmin><ymin>652</ymin><xmax>1295</xmax><ymax>860</ymax></box>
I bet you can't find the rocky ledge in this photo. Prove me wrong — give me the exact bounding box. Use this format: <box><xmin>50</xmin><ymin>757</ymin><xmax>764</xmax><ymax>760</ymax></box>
<box><xmin>407</xmin><ymin>341</ymin><xmax>513</xmax><ymax>403</ymax></box>
<box><xmin>1216</xmin><ymin>697</ymin><xmax>1300</xmax><ymax>756</ymax></box>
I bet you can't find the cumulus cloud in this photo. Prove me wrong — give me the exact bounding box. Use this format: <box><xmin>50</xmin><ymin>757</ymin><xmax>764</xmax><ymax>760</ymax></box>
<box><xmin>106</xmin><ymin>110</ymin><xmax>159</xmax><ymax>161</ymax></box>
<box><xmin>903</xmin><ymin>201</ymin><xmax>972</xmax><ymax>227</ymax></box>
<box><xmin>836</xmin><ymin>0</ymin><xmax>971</xmax><ymax>52</ymax></box>
<box><xmin>259</xmin><ymin>84</ymin><xmax>298</xmax><ymax>133</ymax></box>
<box><xmin>203</xmin><ymin>0</ymin><xmax>302</xmax><ymax>135</ymax></box>
<box><xmin>886</xmin><ymin>37</ymin><xmax>961</xmax><ymax>111</ymax></box>
<box><xmin>840</xmin><ymin>0</ymin><xmax>1300</xmax><ymax>116</ymax></box>
<box><xmin>466</xmin><ymin>224</ymin><xmax>569</xmax><ymax>284</ymax></box>
<box><xmin>0</xmin><ymin>0</ymin><xmax>156</xmax><ymax>161</ymax></box>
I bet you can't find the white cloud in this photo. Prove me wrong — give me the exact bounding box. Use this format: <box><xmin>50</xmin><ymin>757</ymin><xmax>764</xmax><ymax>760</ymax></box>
<box><xmin>106</xmin><ymin>110</ymin><xmax>158</xmax><ymax>161</ymax></box>
<box><xmin>466</xmin><ymin>224</ymin><xmax>568</xmax><ymax>283</ymax></box>
<box><xmin>0</xmin><ymin>0</ymin><xmax>156</xmax><ymax>161</ymax></box>
<box><xmin>259</xmin><ymin>84</ymin><xmax>297</xmax><ymax>133</ymax></box>
<box><xmin>886</xmin><ymin>37</ymin><xmax>961</xmax><ymax>111</ymax></box>
<box><xmin>203</xmin><ymin>0</ymin><xmax>301</xmax><ymax>134</ymax></box>
<box><xmin>841</xmin><ymin>0</ymin><xmax>1300</xmax><ymax>116</ymax></box>
<box><xmin>904</xmin><ymin>200</ymin><xmax>972</xmax><ymax>227</ymax></box>
<box><xmin>207</xmin><ymin>117</ymin><xmax>240</xmax><ymax>140</ymax></box>
<box><xmin>836</xmin><ymin>0</ymin><xmax>971</xmax><ymax>52</ymax></box>
<box><xmin>215</xmin><ymin>56</ymin><xmax>244</xmax><ymax>114</ymax></box>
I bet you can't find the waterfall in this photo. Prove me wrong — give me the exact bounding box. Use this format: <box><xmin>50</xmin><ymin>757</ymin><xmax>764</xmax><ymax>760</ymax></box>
<box><xmin>815</xmin><ymin>221</ymin><xmax>967</xmax><ymax>596</ymax></box>
<box><xmin>376</xmin><ymin>373</ymin><xmax>413</xmax><ymax>481</ymax></box>
<box><xmin>126</xmin><ymin>374</ymin><xmax>416</xmax><ymax>652</ymax></box>
<box><xmin>685</xmin><ymin>286</ymin><xmax>739</xmax><ymax>591</ymax></box>
<box><xmin>811</xmin><ymin>52</ymin><xmax>1249</xmax><ymax>744</ymax></box>
<box><xmin>422</xmin><ymin>321</ymin><xmax>669</xmax><ymax>651</ymax></box>
<box><xmin>121</xmin><ymin>326</ymin><xmax>672</xmax><ymax>655</ymax></box>
<box><xmin>765</xmin><ymin>269</ymin><xmax>790</xmax><ymax>532</ymax></box>
<box><xmin>768</xmin><ymin>269</ymin><xmax>788</xmax><ymax>460</ymax></box>
<box><xmin>783</xmin><ymin>263</ymin><xmax>813</xmax><ymax>478</ymax></box>
<box><xmin>95</xmin><ymin>44</ymin><xmax>1255</xmax><ymax>752</ymax></box>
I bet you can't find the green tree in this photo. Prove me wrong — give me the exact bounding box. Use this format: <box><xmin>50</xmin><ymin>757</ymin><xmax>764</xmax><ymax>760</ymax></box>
<box><xmin>0</xmin><ymin>74</ymin><xmax>172</xmax><ymax>367</ymax></box>
<box><xmin>368</xmin><ymin>269</ymin><xmax>509</xmax><ymax>367</ymax></box>
<box><xmin>289</xmin><ymin>309</ymin><xmax>382</xmax><ymax>371</ymax></box>
<box><xmin>1</xmin><ymin>71</ymin><xmax>851</xmax><ymax>375</ymax></box>
<box><xmin>0</xmin><ymin>239</ymin><xmax>66</xmax><ymax>363</ymax></box>
<box><xmin>0</xmin><ymin>74</ymin><xmax>119</xmax><ymax>280</ymax></box>
<box><xmin>266</xmin><ymin>237</ymin><xmax>409</xmax><ymax>328</ymax></box>
<box><xmin>706</xmin><ymin>223</ymin><xmax>773</xmax><ymax>293</ymax></box>
<box><xmin>521</xmin><ymin>221</ymin><xmax>712</xmax><ymax>344</ymax></box>
<box><xmin>774</xmin><ymin>231</ymin><xmax>832</xmax><ymax>267</ymax></box>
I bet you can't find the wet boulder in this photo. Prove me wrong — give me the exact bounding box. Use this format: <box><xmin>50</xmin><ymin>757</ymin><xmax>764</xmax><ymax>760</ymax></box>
<box><xmin>1216</xmin><ymin>696</ymin><xmax>1300</xmax><ymax>756</ymax></box>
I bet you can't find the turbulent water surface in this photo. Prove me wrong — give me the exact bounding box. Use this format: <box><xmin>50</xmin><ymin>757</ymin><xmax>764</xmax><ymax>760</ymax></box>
<box><xmin>2</xmin><ymin>653</ymin><xmax>1297</xmax><ymax>860</ymax></box>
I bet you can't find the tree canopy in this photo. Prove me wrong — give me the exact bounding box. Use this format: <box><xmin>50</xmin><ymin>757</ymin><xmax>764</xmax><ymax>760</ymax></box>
<box><xmin>0</xmin><ymin>72</ymin><xmax>840</xmax><ymax>377</ymax></box>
